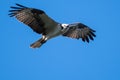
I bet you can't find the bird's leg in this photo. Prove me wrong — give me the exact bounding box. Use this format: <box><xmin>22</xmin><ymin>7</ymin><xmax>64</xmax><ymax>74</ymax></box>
<box><xmin>30</xmin><ymin>35</ymin><xmax>47</xmax><ymax>48</ymax></box>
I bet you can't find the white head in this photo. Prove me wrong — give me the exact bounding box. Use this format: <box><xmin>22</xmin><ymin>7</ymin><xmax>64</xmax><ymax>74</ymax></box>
<box><xmin>61</xmin><ymin>24</ymin><xmax>69</xmax><ymax>28</ymax></box>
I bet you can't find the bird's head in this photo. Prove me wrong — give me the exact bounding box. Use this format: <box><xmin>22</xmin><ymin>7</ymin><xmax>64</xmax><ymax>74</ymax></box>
<box><xmin>61</xmin><ymin>24</ymin><xmax>69</xmax><ymax>29</ymax></box>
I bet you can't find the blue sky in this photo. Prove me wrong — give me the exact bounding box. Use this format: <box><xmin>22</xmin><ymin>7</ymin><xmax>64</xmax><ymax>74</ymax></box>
<box><xmin>1</xmin><ymin>0</ymin><xmax>120</xmax><ymax>80</ymax></box>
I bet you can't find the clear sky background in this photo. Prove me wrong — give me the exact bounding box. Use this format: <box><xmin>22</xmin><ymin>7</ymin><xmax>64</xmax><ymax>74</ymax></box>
<box><xmin>1</xmin><ymin>0</ymin><xmax>120</xmax><ymax>80</ymax></box>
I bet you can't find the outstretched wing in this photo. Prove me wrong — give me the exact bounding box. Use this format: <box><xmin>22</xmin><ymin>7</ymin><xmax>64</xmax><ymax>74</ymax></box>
<box><xmin>63</xmin><ymin>23</ymin><xmax>96</xmax><ymax>43</ymax></box>
<box><xmin>9</xmin><ymin>3</ymin><xmax>58</xmax><ymax>34</ymax></box>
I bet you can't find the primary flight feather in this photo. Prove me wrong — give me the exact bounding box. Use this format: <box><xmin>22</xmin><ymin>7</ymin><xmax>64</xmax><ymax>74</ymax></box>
<box><xmin>9</xmin><ymin>3</ymin><xmax>96</xmax><ymax>48</ymax></box>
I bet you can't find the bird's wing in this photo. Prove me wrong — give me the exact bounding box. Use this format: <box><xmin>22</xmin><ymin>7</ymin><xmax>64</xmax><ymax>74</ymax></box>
<box><xmin>62</xmin><ymin>23</ymin><xmax>96</xmax><ymax>42</ymax></box>
<box><xmin>9</xmin><ymin>3</ymin><xmax>58</xmax><ymax>34</ymax></box>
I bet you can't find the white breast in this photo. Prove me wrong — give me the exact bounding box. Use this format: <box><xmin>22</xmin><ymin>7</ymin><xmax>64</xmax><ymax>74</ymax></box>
<box><xmin>45</xmin><ymin>24</ymin><xmax>62</xmax><ymax>40</ymax></box>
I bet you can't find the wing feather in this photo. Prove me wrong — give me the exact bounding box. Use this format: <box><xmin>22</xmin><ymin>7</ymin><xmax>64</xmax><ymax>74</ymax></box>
<box><xmin>63</xmin><ymin>23</ymin><xmax>96</xmax><ymax>43</ymax></box>
<box><xmin>9</xmin><ymin>3</ymin><xmax>58</xmax><ymax>34</ymax></box>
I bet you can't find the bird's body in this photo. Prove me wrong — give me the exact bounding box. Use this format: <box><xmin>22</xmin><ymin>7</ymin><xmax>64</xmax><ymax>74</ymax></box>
<box><xmin>9</xmin><ymin>4</ymin><xmax>96</xmax><ymax>48</ymax></box>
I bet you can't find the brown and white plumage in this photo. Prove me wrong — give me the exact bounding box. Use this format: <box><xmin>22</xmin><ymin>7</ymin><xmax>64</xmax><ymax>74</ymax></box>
<box><xmin>63</xmin><ymin>23</ymin><xmax>96</xmax><ymax>43</ymax></box>
<box><xmin>9</xmin><ymin>4</ymin><xmax>58</xmax><ymax>35</ymax></box>
<box><xmin>9</xmin><ymin>3</ymin><xmax>96</xmax><ymax>48</ymax></box>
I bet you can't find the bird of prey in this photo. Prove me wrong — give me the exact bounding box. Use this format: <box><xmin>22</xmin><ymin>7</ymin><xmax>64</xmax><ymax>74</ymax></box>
<box><xmin>9</xmin><ymin>3</ymin><xmax>96</xmax><ymax>48</ymax></box>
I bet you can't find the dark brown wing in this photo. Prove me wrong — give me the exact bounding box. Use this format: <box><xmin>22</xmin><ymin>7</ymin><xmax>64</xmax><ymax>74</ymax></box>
<box><xmin>63</xmin><ymin>23</ymin><xmax>96</xmax><ymax>43</ymax></box>
<box><xmin>9</xmin><ymin>3</ymin><xmax>58</xmax><ymax>34</ymax></box>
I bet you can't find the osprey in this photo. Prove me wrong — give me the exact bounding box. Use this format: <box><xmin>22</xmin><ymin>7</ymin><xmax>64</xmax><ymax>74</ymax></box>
<box><xmin>9</xmin><ymin>4</ymin><xmax>96</xmax><ymax>48</ymax></box>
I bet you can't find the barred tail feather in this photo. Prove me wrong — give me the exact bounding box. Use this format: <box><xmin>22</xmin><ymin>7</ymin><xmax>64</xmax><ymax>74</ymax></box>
<box><xmin>30</xmin><ymin>38</ymin><xmax>46</xmax><ymax>48</ymax></box>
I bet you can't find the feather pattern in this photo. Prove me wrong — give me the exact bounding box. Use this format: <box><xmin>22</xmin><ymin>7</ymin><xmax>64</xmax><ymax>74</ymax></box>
<box><xmin>63</xmin><ymin>23</ymin><xmax>96</xmax><ymax>42</ymax></box>
<box><xmin>9</xmin><ymin>3</ymin><xmax>57</xmax><ymax>34</ymax></box>
<box><xmin>9</xmin><ymin>3</ymin><xmax>96</xmax><ymax>48</ymax></box>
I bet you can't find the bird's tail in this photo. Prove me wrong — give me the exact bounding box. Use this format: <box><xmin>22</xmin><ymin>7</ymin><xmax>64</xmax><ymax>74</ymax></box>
<box><xmin>30</xmin><ymin>38</ymin><xmax>46</xmax><ymax>48</ymax></box>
